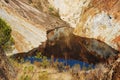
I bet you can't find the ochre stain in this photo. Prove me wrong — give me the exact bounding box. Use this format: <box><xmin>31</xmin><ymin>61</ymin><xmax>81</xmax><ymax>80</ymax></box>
<box><xmin>112</xmin><ymin>35</ymin><xmax>120</xmax><ymax>51</ymax></box>
<box><xmin>91</xmin><ymin>0</ymin><xmax>120</xmax><ymax>21</ymax></box>
<box><xmin>113</xmin><ymin>35</ymin><xmax>120</xmax><ymax>42</ymax></box>
<box><xmin>74</xmin><ymin>0</ymin><xmax>120</xmax><ymax>39</ymax></box>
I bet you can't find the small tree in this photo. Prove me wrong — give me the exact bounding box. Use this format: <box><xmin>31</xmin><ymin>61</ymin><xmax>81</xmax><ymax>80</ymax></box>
<box><xmin>41</xmin><ymin>56</ymin><xmax>50</xmax><ymax>68</ymax></box>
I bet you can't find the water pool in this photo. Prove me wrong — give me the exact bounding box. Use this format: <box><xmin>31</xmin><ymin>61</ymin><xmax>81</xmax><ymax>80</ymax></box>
<box><xmin>24</xmin><ymin>57</ymin><xmax>95</xmax><ymax>68</ymax></box>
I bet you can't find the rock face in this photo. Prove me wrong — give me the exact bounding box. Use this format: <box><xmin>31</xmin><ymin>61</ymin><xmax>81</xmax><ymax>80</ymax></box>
<box><xmin>49</xmin><ymin>0</ymin><xmax>120</xmax><ymax>52</ymax></box>
<box><xmin>0</xmin><ymin>0</ymin><xmax>119</xmax><ymax>55</ymax></box>
<box><xmin>0</xmin><ymin>0</ymin><xmax>69</xmax><ymax>53</ymax></box>
<box><xmin>49</xmin><ymin>0</ymin><xmax>91</xmax><ymax>28</ymax></box>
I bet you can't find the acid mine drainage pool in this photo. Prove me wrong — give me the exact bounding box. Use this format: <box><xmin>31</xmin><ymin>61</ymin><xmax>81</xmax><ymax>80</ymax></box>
<box><xmin>11</xmin><ymin>27</ymin><xmax>119</xmax><ymax>68</ymax></box>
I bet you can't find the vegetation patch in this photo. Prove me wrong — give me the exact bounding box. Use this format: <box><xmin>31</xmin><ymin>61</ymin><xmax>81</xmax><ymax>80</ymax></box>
<box><xmin>0</xmin><ymin>17</ymin><xmax>14</xmax><ymax>51</ymax></box>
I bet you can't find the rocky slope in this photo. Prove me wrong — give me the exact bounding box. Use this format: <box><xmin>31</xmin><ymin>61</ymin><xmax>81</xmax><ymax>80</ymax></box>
<box><xmin>0</xmin><ymin>0</ymin><xmax>119</xmax><ymax>55</ymax></box>
<box><xmin>0</xmin><ymin>0</ymin><xmax>118</xmax><ymax>63</ymax></box>
<box><xmin>49</xmin><ymin>0</ymin><xmax>120</xmax><ymax>52</ymax></box>
<box><xmin>0</xmin><ymin>1</ymin><xmax>120</xmax><ymax>79</ymax></box>
<box><xmin>0</xmin><ymin>0</ymin><xmax>69</xmax><ymax>53</ymax></box>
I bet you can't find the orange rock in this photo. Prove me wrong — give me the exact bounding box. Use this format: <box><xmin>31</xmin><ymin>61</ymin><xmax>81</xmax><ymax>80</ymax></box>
<box><xmin>113</xmin><ymin>35</ymin><xmax>120</xmax><ymax>42</ymax></box>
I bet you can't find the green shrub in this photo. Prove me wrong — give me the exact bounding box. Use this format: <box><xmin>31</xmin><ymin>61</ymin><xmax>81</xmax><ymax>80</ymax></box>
<box><xmin>35</xmin><ymin>52</ymin><xmax>50</xmax><ymax>68</ymax></box>
<box><xmin>49</xmin><ymin>6</ymin><xmax>60</xmax><ymax>17</ymax></box>
<box><xmin>0</xmin><ymin>17</ymin><xmax>14</xmax><ymax>51</ymax></box>
<box><xmin>49</xmin><ymin>7</ymin><xmax>54</xmax><ymax>12</ymax></box>
<box><xmin>41</xmin><ymin>56</ymin><xmax>50</xmax><ymax>68</ymax></box>
<box><xmin>35</xmin><ymin>52</ymin><xmax>42</xmax><ymax>58</ymax></box>
<box><xmin>27</xmin><ymin>66</ymin><xmax>34</xmax><ymax>72</ymax></box>
<box><xmin>23</xmin><ymin>65</ymin><xmax>34</xmax><ymax>73</ymax></box>
<box><xmin>20</xmin><ymin>75</ymin><xmax>31</xmax><ymax>80</ymax></box>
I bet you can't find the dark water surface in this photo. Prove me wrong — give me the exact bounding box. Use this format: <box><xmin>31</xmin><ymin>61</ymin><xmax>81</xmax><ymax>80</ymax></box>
<box><xmin>24</xmin><ymin>57</ymin><xmax>95</xmax><ymax>68</ymax></box>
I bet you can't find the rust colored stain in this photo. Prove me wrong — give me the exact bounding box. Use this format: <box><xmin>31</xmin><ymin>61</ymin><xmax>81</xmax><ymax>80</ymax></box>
<box><xmin>91</xmin><ymin>0</ymin><xmax>118</xmax><ymax>11</ymax></box>
<box><xmin>91</xmin><ymin>0</ymin><xmax>120</xmax><ymax>21</ymax></box>
<box><xmin>112</xmin><ymin>35</ymin><xmax>120</xmax><ymax>51</ymax></box>
<box><xmin>113</xmin><ymin>35</ymin><xmax>120</xmax><ymax>42</ymax></box>
<box><xmin>74</xmin><ymin>7</ymin><xmax>100</xmax><ymax>37</ymax></box>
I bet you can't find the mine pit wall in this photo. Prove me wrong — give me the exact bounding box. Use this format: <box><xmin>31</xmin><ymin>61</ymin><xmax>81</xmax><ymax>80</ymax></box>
<box><xmin>0</xmin><ymin>0</ymin><xmax>119</xmax><ymax>64</ymax></box>
<box><xmin>49</xmin><ymin>0</ymin><xmax>120</xmax><ymax>52</ymax></box>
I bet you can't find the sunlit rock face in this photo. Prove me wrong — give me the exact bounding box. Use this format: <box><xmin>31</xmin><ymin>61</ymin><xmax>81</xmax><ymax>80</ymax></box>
<box><xmin>74</xmin><ymin>12</ymin><xmax>120</xmax><ymax>51</ymax></box>
<box><xmin>0</xmin><ymin>0</ymin><xmax>68</xmax><ymax>53</ymax></box>
<box><xmin>0</xmin><ymin>0</ymin><xmax>120</xmax><ymax>55</ymax></box>
<box><xmin>0</xmin><ymin>0</ymin><xmax>46</xmax><ymax>53</ymax></box>
<box><xmin>49</xmin><ymin>0</ymin><xmax>91</xmax><ymax>28</ymax></box>
<box><xmin>49</xmin><ymin>0</ymin><xmax>120</xmax><ymax>51</ymax></box>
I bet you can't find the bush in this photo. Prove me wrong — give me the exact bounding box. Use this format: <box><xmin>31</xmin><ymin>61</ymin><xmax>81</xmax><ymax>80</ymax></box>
<box><xmin>49</xmin><ymin>7</ymin><xmax>54</xmax><ymax>12</ymax></box>
<box><xmin>0</xmin><ymin>17</ymin><xmax>14</xmax><ymax>51</ymax></box>
<box><xmin>41</xmin><ymin>56</ymin><xmax>50</xmax><ymax>68</ymax></box>
<box><xmin>20</xmin><ymin>75</ymin><xmax>31</xmax><ymax>80</ymax></box>
<box><xmin>35</xmin><ymin>52</ymin><xmax>42</xmax><ymax>58</ymax></box>
<box><xmin>35</xmin><ymin>52</ymin><xmax>50</xmax><ymax>68</ymax></box>
<box><xmin>49</xmin><ymin>6</ymin><xmax>60</xmax><ymax>17</ymax></box>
